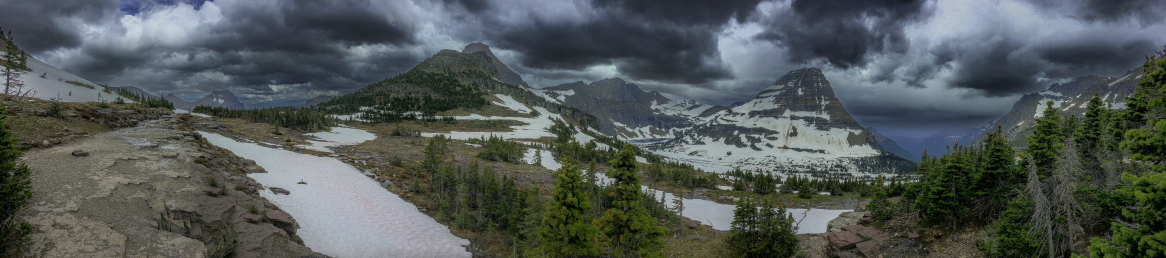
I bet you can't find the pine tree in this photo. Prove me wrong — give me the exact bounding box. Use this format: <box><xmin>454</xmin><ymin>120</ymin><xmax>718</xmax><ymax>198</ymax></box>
<box><xmin>1085</xmin><ymin>45</ymin><xmax>1166</xmax><ymax>258</ymax></box>
<box><xmin>726</xmin><ymin>198</ymin><xmax>799</xmax><ymax>258</ymax></box>
<box><xmin>540</xmin><ymin>162</ymin><xmax>599</xmax><ymax>257</ymax></box>
<box><xmin>2</xmin><ymin>29</ymin><xmax>28</xmax><ymax>101</ymax></box>
<box><xmin>0</xmin><ymin>106</ymin><xmax>32</xmax><ymax>256</ymax></box>
<box><xmin>597</xmin><ymin>144</ymin><xmax>666</xmax><ymax>258</ymax></box>
<box><xmin>983</xmin><ymin>195</ymin><xmax>1043</xmax><ymax>257</ymax></box>
<box><xmin>973</xmin><ymin>125</ymin><xmax>1018</xmax><ymax>218</ymax></box>
<box><xmin>867</xmin><ymin>176</ymin><xmax>894</xmax><ymax>221</ymax></box>
<box><xmin>1028</xmin><ymin>101</ymin><xmax>1064</xmax><ymax>177</ymax></box>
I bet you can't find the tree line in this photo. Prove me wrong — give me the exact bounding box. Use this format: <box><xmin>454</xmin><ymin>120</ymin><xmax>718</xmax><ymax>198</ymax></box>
<box><xmin>864</xmin><ymin>49</ymin><xmax>1166</xmax><ymax>258</ymax></box>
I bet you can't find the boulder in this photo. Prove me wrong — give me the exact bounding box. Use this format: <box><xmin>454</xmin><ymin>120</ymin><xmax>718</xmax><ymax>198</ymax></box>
<box><xmin>827</xmin><ymin>230</ymin><xmax>863</xmax><ymax>250</ymax></box>
<box><xmin>269</xmin><ymin>187</ymin><xmax>290</xmax><ymax>195</ymax></box>
<box><xmin>265</xmin><ymin>210</ymin><xmax>298</xmax><ymax>235</ymax></box>
<box><xmin>71</xmin><ymin>149</ymin><xmax>89</xmax><ymax>157</ymax></box>
<box><xmin>827</xmin><ymin>211</ymin><xmax>866</xmax><ymax>232</ymax></box>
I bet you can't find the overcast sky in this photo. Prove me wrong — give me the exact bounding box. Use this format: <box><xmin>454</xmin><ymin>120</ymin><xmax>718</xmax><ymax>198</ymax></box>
<box><xmin>1</xmin><ymin>0</ymin><xmax>1163</xmax><ymax>137</ymax></box>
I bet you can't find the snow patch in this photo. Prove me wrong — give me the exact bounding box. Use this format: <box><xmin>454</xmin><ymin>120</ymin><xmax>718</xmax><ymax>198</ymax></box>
<box><xmin>302</xmin><ymin>127</ymin><xmax>378</xmax><ymax>153</ymax></box>
<box><xmin>200</xmin><ymin>132</ymin><xmax>471</xmax><ymax>258</ymax></box>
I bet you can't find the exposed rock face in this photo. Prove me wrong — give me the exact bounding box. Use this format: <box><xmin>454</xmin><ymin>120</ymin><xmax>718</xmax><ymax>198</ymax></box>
<box><xmin>166</xmin><ymin>90</ymin><xmax>246</xmax><ymax>110</ymax></box>
<box><xmin>19</xmin><ymin>118</ymin><xmax>322</xmax><ymax>257</ymax></box>
<box><xmin>538</xmin><ymin>78</ymin><xmax>685</xmax><ymax>137</ymax></box>
<box><xmin>461</xmin><ymin>43</ymin><xmax>529</xmax><ymax>88</ymax></box>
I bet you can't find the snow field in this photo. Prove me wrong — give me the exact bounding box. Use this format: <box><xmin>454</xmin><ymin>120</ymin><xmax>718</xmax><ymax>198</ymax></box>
<box><xmin>11</xmin><ymin>53</ymin><xmax>136</xmax><ymax>103</ymax></box>
<box><xmin>302</xmin><ymin>127</ymin><xmax>377</xmax><ymax>153</ymax></box>
<box><xmin>200</xmin><ymin>131</ymin><xmax>471</xmax><ymax>258</ymax></box>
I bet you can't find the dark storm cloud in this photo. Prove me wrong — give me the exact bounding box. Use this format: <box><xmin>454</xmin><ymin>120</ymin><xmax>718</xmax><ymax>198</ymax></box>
<box><xmin>442</xmin><ymin>0</ymin><xmax>491</xmax><ymax>14</ymax></box>
<box><xmin>43</xmin><ymin>0</ymin><xmax>423</xmax><ymax>106</ymax></box>
<box><xmin>755</xmin><ymin>0</ymin><xmax>932</xmax><ymax>69</ymax></box>
<box><xmin>0</xmin><ymin>0</ymin><xmax>119</xmax><ymax>53</ymax></box>
<box><xmin>1025</xmin><ymin>0</ymin><xmax>1166</xmax><ymax>24</ymax></box>
<box><xmin>460</xmin><ymin>0</ymin><xmax>764</xmax><ymax>85</ymax></box>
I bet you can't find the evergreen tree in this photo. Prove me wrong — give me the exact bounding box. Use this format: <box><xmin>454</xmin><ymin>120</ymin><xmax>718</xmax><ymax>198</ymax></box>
<box><xmin>982</xmin><ymin>194</ymin><xmax>1043</xmax><ymax>258</ymax></box>
<box><xmin>1028</xmin><ymin>101</ymin><xmax>1064</xmax><ymax>177</ymax></box>
<box><xmin>1079</xmin><ymin>93</ymin><xmax>1110</xmax><ymax>188</ymax></box>
<box><xmin>540</xmin><ymin>162</ymin><xmax>599</xmax><ymax>257</ymax></box>
<box><xmin>0</xmin><ymin>106</ymin><xmax>32</xmax><ymax>255</ymax></box>
<box><xmin>1084</xmin><ymin>45</ymin><xmax>1166</xmax><ymax>258</ymax></box>
<box><xmin>597</xmin><ymin>144</ymin><xmax>666</xmax><ymax>258</ymax></box>
<box><xmin>867</xmin><ymin>176</ymin><xmax>894</xmax><ymax>221</ymax></box>
<box><xmin>2</xmin><ymin>29</ymin><xmax>28</xmax><ymax>101</ymax></box>
<box><xmin>973</xmin><ymin>125</ymin><xmax>1018</xmax><ymax>218</ymax></box>
<box><xmin>726</xmin><ymin>198</ymin><xmax>799</xmax><ymax>258</ymax></box>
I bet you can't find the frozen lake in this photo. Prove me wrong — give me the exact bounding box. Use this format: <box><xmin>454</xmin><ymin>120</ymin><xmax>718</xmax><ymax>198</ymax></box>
<box><xmin>303</xmin><ymin>126</ymin><xmax>378</xmax><ymax>153</ymax></box>
<box><xmin>593</xmin><ymin>174</ymin><xmax>848</xmax><ymax>234</ymax></box>
<box><xmin>201</xmin><ymin>131</ymin><xmax>470</xmax><ymax>258</ymax></box>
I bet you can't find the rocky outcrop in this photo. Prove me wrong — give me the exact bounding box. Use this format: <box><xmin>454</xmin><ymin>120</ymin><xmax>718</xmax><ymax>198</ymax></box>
<box><xmin>19</xmin><ymin>118</ymin><xmax>323</xmax><ymax>257</ymax></box>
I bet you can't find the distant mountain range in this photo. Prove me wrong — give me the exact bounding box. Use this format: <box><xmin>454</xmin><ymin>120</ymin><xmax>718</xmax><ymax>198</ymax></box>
<box><xmin>165</xmin><ymin>90</ymin><xmax>246</xmax><ymax>110</ymax></box>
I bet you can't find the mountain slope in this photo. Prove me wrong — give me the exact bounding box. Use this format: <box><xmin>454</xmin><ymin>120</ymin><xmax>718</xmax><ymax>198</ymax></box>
<box><xmin>317</xmin><ymin>43</ymin><xmax>598</xmax><ymax>129</ymax></box>
<box><xmin>970</xmin><ymin>68</ymin><xmax>1143</xmax><ymax>149</ymax></box>
<box><xmin>3</xmin><ymin>50</ymin><xmax>133</xmax><ymax>103</ymax></box>
<box><xmin>303</xmin><ymin>95</ymin><xmax>334</xmax><ymax>106</ymax></box>
<box><xmin>868</xmin><ymin>127</ymin><xmax>917</xmax><ymax>162</ymax></box>
<box><xmin>647</xmin><ymin>68</ymin><xmax>915</xmax><ymax>174</ymax></box>
<box><xmin>534</xmin><ymin>78</ymin><xmax>688</xmax><ymax>138</ymax></box>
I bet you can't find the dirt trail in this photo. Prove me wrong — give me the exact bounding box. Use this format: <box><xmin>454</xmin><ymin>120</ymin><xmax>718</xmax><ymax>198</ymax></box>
<box><xmin>18</xmin><ymin>115</ymin><xmax>323</xmax><ymax>258</ymax></box>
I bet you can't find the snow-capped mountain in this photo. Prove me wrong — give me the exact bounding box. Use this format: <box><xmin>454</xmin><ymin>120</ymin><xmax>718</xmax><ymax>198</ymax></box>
<box><xmin>646</xmin><ymin>68</ymin><xmax>914</xmax><ymax>174</ymax></box>
<box><xmin>969</xmin><ymin>68</ymin><xmax>1143</xmax><ymax>149</ymax></box>
<box><xmin>166</xmin><ymin>90</ymin><xmax>246</xmax><ymax>110</ymax></box>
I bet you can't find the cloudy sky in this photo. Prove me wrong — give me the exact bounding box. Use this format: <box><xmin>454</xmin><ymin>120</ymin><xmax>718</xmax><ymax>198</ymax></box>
<box><xmin>1</xmin><ymin>0</ymin><xmax>1163</xmax><ymax>137</ymax></box>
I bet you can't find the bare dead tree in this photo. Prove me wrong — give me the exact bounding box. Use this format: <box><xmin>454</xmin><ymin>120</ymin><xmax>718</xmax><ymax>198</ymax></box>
<box><xmin>1028</xmin><ymin>138</ymin><xmax>1086</xmax><ymax>258</ymax></box>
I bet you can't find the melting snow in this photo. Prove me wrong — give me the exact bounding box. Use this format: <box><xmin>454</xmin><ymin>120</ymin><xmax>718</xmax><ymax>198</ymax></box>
<box><xmin>200</xmin><ymin>132</ymin><xmax>471</xmax><ymax>258</ymax></box>
<box><xmin>523</xmin><ymin>148</ymin><xmax>561</xmax><ymax>170</ymax></box>
<box><xmin>302</xmin><ymin>127</ymin><xmax>378</xmax><ymax>153</ymax></box>
<box><xmin>493</xmin><ymin>94</ymin><xmax>531</xmax><ymax>113</ymax></box>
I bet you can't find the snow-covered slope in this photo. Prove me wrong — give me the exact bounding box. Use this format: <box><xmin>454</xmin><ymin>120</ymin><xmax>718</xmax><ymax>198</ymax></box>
<box><xmin>5</xmin><ymin>51</ymin><xmax>133</xmax><ymax>103</ymax></box>
<box><xmin>646</xmin><ymin>68</ymin><xmax>913</xmax><ymax>175</ymax></box>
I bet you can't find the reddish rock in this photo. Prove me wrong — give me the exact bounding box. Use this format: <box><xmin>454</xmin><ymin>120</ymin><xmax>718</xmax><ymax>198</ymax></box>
<box><xmin>908</xmin><ymin>232</ymin><xmax>920</xmax><ymax>239</ymax></box>
<box><xmin>842</xmin><ymin>225</ymin><xmax>882</xmax><ymax>239</ymax></box>
<box><xmin>856</xmin><ymin>239</ymin><xmax>887</xmax><ymax>257</ymax></box>
<box><xmin>828</xmin><ymin>230</ymin><xmax>863</xmax><ymax>250</ymax></box>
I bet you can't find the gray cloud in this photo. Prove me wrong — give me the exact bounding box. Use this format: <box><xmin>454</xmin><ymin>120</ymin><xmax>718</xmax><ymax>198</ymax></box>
<box><xmin>755</xmin><ymin>0</ymin><xmax>933</xmax><ymax>69</ymax></box>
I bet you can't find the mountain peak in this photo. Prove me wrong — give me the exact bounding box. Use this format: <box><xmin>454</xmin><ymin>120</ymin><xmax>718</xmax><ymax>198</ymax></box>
<box><xmin>458</xmin><ymin>43</ymin><xmax>529</xmax><ymax>87</ymax></box>
<box><xmin>461</xmin><ymin>42</ymin><xmax>496</xmax><ymax>58</ymax></box>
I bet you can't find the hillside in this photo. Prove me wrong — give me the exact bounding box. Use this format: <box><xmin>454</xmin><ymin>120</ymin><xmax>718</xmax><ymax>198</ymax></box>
<box><xmin>968</xmin><ymin>69</ymin><xmax>1142</xmax><ymax>149</ymax></box>
<box><xmin>535</xmin><ymin>78</ymin><xmax>688</xmax><ymax>138</ymax></box>
<box><xmin>867</xmin><ymin>127</ymin><xmax>917</xmax><ymax>162</ymax></box>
